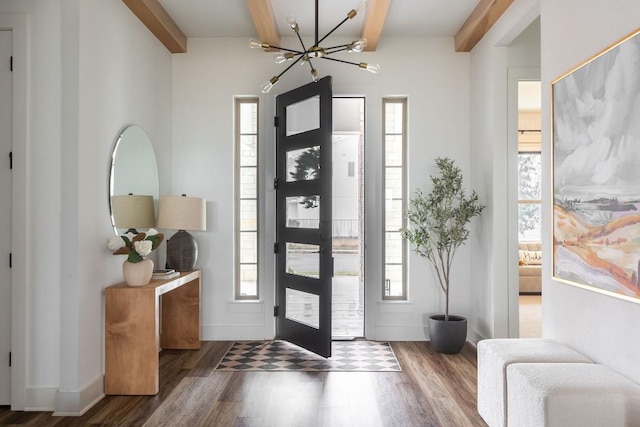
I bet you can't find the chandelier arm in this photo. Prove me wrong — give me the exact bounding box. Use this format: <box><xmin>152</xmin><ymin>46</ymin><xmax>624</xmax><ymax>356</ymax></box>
<box><xmin>306</xmin><ymin>56</ymin><xmax>316</xmax><ymax>70</ymax></box>
<box><xmin>277</xmin><ymin>55</ymin><xmax>305</xmax><ymax>79</ymax></box>
<box><xmin>324</xmin><ymin>43</ymin><xmax>351</xmax><ymax>50</ymax></box>
<box><xmin>316</xmin><ymin>17</ymin><xmax>350</xmax><ymax>46</ymax></box>
<box><xmin>307</xmin><ymin>59</ymin><xmax>318</xmax><ymax>81</ymax></box>
<box><xmin>325</xmin><ymin>47</ymin><xmax>349</xmax><ymax>55</ymax></box>
<box><xmin>315</xmin><ymin>0</ymin><xmax>319</xmax><ymax>46</ymax></box>
<box><xmin>320</xmin><ymin>56</ymin><xmax>361</xmax><ymax>67</ymax></box>
<box><xmin>295</xmin><ymin>31</ymin><xmax>308</xmax><ymax>52</ymax></box>
<box><xmin>269</xmin><ymin>45</ymin><xmax>306</xmax><ymax>55</ymax></box>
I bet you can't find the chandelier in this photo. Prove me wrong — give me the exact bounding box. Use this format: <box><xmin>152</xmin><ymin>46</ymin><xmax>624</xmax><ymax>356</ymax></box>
<box><xmin>250</xmin><ymin>0</ymin><xmax>381</xmax><ymax>93</ymax></box>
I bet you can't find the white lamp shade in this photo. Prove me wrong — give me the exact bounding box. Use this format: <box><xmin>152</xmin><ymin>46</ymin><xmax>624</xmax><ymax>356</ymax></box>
<box><xmin>111</xmin><ymin>194</ymin><xmax>155</xmax><ymax>229</ymax></box>
<box><xmin>157</xmin><ymin>195</ymin><xmax>207</xmax><ymax>231</ymax></box>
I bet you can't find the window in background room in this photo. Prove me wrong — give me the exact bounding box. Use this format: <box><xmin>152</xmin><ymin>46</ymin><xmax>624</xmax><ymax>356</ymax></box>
<box><xmin>235</xmin><ymin>98</ymin><xmax>259</xmax><ymax>300</ymax></box>
<box><xmin>518</xmin><ymin>152</ymin><xmax>541</xmax><ymax>241</ymax></box>
<box><xmin>517</xmin><ymin>82</ymin><xmax>542</xmax><ymax>243</ymax></box>
<box><xmin>383</xmin><ymin>98</ymin><xmax>407</xmax><ymax>300</ymax></box>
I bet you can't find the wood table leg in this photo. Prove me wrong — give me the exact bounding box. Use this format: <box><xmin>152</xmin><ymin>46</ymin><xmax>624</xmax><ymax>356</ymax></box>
<box><xmin>105</xmin><ymin>288</ymin><xmax>159</xmax><ymax>395</ymax></box>
<box><xmin>161</xmin><ymin>277</ymin><xmax>201</xmax><ymax>349</ymax></box>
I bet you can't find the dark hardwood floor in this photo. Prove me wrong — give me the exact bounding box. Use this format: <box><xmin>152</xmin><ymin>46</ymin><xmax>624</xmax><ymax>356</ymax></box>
<box><xmin>0</xmin><ymin>341</ymin><xmax>487</xmax><ymax>426</ymax></box>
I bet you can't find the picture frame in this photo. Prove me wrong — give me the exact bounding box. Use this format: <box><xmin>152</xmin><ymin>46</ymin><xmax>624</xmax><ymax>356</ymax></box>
<box><xmin>553</xmin><ymin>28</ymin><xmax>640</xmax><ymax>303</ymax></box>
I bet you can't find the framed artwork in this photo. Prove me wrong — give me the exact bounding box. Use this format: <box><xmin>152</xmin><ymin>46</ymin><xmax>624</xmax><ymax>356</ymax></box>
<box><xmin>553</xmin><ymin>28</ymin><xmax>640</xmax><ymax>303</ymax></box>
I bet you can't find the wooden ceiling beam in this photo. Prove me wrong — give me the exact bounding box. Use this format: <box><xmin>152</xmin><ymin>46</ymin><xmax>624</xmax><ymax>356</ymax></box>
<box><xmin>245</xmin><ymin>0</ymin><xmax>281</xmax><ymax>48</ymax></box>
<box><xmin>122</xmin><ymin>0</ymin><xmax>187</xmax><ymax>53</ymax></box>
<box><xmin>454</xmin><ymin>0</ymin><xmax>514</xmax><ymax>52</ymax></box>
<box><xmin>361</xmin><ymin>0</ymin><xmax>390</xmax><ymax>52</ymax></box>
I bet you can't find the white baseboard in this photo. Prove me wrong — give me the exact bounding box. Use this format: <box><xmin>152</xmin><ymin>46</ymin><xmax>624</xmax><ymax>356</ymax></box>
<box><xmin>24</xmin><ymin>386</ymin><xmax>57</xmax><ymax>411</ymax></box>
<box><xmin>468</xmin><ymin>328</ymin><xmax>486</xmax><ymax>346</ymax></box>
<box><xmin>372</xmin><ymin>324</ymin><xmax>429</xmax><ymax>341</ymax></box>
<box><xmin>53</xmin><ymin>374</ymin><xmax>104</xmax><ymax>416</ymax></box>
<box><xmin>202</xmin><ymin>324</ymin><xmax>272</xmax><ymax>341</ymax></box>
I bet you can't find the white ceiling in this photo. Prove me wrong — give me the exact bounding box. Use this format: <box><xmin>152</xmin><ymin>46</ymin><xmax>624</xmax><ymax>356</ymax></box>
<box><xmin>157</xmin><ymin>0</ymin><xmax>481</xmax><ymax>39</ymax></box>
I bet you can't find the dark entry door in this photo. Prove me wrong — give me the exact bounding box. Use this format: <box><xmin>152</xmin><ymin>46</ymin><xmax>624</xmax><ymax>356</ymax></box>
<box><xmin>275</xmin><ymin>76</ymin><xmax>333</xmax><ymax>357</ymax></box>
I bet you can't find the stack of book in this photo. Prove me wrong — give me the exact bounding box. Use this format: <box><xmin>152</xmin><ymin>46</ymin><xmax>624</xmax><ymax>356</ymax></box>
<box><xmin>151</xmin><ymin>269</ymin><xmax>180</xmax><ymax>280</ymax></box>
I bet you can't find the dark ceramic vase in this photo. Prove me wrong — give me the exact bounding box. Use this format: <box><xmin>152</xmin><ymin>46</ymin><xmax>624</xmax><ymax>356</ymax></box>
<box><xmin>428</xmin><ymin>314</ymin><xmax>467</xmax><ymax>354</ymax></box>
<box><xmin>166</xmin><ymin>230</ymin><xmax>198</xmax><ymax>271</ymax></box>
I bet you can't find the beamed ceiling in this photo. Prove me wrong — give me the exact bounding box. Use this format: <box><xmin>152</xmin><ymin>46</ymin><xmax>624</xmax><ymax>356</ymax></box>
<box><xmin>122</xmin><ymin>0</ymin><xmax>513</xmax><ymax>55</ymax></box>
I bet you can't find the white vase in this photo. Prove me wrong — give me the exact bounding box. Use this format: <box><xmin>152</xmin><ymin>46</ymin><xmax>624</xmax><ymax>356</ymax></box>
<box><xmin>122</xmin><ymin>259</ymin><xmax>154</xmax><ymax>287</ymax></box>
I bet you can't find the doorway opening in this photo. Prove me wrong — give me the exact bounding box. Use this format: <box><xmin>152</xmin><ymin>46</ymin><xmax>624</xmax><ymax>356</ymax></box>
<box><xmin>331</xmin><ymin>97</ymin><xmax>365</xmax><ymax>339</ymax></box>
<box><xmin>516</xmin><ymin>81</ymin><xmax>542</xmax><ymax>338</ymax></box>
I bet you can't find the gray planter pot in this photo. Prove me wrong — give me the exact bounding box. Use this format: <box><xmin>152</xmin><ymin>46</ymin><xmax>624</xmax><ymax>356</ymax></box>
<box><xmin>428</xmin><ymin>314</ymin><xmax>467</xmax><ymax>354</ymax></box>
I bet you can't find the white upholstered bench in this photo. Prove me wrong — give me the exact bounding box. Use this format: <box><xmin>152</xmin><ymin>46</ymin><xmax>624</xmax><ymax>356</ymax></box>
<box><xmin>477</xmin><ymin>338</ymin><xmax>592</xmax><ymax>427</ymax></box>
<box><xmin>507</xmin><ymin>362</ymin><xmax>640</xmax><ymax>427</ymax></box>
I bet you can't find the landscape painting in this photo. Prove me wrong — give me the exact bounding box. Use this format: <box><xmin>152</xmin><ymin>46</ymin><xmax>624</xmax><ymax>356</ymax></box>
<box><xmin>553</xmin><ymin>28</ymin><xmax>640</xmax><ymax>302</ymax></box>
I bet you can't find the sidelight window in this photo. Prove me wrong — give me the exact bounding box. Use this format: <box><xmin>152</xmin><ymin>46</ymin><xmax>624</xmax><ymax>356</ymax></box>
<box><xmin>383</xmin><ymin>98</ymin><xmax>407</xmax><ymax>300</ymax></box>
<box><xmin>235</xmin><ymin>98</ymin><xmax>259</xmax><ymax>299</ymax></box>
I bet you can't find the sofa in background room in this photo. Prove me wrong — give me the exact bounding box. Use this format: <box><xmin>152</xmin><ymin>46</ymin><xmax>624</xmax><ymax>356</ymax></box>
<box><xmin>519</xmin><ymin>242</ymin><xmax>541</xmax><ymax>294</ymax></box>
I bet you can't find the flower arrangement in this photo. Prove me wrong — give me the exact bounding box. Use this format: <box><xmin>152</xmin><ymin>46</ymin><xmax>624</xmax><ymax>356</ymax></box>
<box><xmin>107</xmin><ymin>228</ymin><xmax>164</xmax><ymax>263</ymax></box>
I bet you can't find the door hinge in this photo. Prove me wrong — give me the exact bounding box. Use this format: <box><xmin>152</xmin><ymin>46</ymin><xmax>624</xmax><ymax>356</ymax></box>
<box><xmin>274</xmin><ymin>306</ymin><xmax>279</xmax><ymax>317</ymax></box>
<box><xmin>273</xmin><ymin>243</ymin><xmax>279</xmax><ymax>254</ymax></box>
<box><xmin>273</xmin><ymin>178</ymin><xmax>279</xmax><ymax>190</ymax></box>
<box><xmin>9</xmin><ymin>352</ymin><xmax>11</xmax><ymax>367</ymax></box>
<box><xmin>10</xmin><ymin>56</ymin><xmax>13</xmax><ymax>72</ymax></box>
<box><xmin>9</xmin><ymin>152</ymin><xmax>12</xmax><ymax>169</ymax></box>
<box><xmin>9</xmin><ymin>252</ymin><xmax>11</xmax><ymax>268</ymax></box>
<box><xmin>274</xmin><ymin>116</ymin><xmax>279</xmax><ymax>127</ymax></box>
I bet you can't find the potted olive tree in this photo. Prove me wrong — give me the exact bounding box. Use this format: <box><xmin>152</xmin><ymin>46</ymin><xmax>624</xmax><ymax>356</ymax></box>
<box><xmin>401</xmin><ymin>157</ymin><xmax>485</xmax><ymax>354</ymax></box>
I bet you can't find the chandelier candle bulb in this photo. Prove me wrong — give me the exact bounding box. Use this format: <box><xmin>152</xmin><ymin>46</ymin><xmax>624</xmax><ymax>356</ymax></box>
<box><xmin>286</xmin><ymin>16</ymin><xmax>299</xmax><ymax>32</ymax></box>
<box><xmin>348</xmin><ymin>38</ymin><xmax>368</xmax><ymax>53</ymax></box>
<box><xmin>261</xmin><ymin>76</ymin><xmax>279</xmax><ymax>93</ymax></box>
<box><xmin>275</xmin><ymin>52</ymin><xmax>295</xmax><ymax>64</ymax></box>
<box><xmin>359</xmin><ymin>62</ymin><xmax>380</xmax><ymax>73</ymax></box>
<box><xmin>249</xmin><ymin>39</ymin><xmax>269</xmax><ymax>50</ymax></box>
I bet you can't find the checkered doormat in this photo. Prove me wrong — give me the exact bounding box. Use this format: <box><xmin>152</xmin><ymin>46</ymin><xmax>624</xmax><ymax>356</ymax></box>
<box><xmin>215</xmin><ymin>340</ymin><xmax>402</xmax><ymax>372</ymax></box>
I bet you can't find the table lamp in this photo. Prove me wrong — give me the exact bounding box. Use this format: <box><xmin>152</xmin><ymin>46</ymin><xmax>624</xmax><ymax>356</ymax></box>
<box><xmin>157</xmin><ymin>194</ymin><xmax>206</xmax><ymax>271</ymax></box>
<box><xmin>111</xmin><ymin>194</ymin><xmax>155</xmax><ymax>234</ymax></box>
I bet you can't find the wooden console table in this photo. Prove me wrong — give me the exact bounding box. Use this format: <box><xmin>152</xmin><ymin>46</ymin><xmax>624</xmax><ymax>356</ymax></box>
<box><xmin>104</xmin><ymin>270</ymin><xmax>201</xmax><ymax>395</ymax></box>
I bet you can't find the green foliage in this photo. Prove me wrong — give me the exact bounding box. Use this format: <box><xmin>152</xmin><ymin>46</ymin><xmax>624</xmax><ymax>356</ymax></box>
<box><xmin>401</xmin><ymin>157</ymin><xmax>485</xmax><ymax>319</ymax></box>
<box><xmin>290</xmin><ymin>147</ymin><xmax>320</xmax><ymax>208</ymax></box>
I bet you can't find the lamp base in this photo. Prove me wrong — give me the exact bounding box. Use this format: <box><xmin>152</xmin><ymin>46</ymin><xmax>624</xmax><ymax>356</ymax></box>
<box><xmin>166</xmin><ymin>230</ymin><xmax>198</xmax><ymax>271</ymax></box>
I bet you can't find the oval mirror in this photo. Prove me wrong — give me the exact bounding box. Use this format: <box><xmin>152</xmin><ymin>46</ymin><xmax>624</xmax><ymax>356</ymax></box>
<box><xmin>109</xmin><ymin>125</ymin><xmax>159</xmax><ymax>235</ymax></box>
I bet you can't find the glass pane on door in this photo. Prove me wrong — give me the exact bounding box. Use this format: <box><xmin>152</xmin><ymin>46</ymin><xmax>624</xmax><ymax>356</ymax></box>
<box><xmin>286</xmin><ymin>242</ymin><xmax>319</xmax><ymax>279</ymax></box>
<box><xmin>286</xmin><ymin>146</ymin><xmax>320</xmax><ymax>182</ymax></box>
<box><xmin>286</xmin><ymin>195</ymin><xmax>320</xmax><ymax>228</ymax></box>
<box><xmin>285</xmin><ymin>288</ymin><xmax>320</xmax><ymax>329</ymax></box>
<box><xmin>286</xmin><ymin>95</ymin><xmax>320</xmax><ymax>136</ymax></box>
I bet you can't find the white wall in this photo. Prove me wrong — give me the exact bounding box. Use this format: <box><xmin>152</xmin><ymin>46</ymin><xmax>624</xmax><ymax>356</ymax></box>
<box><xmin>0</xmin><ymin>0</ymin><xmax>63</xmax><ymax>411</ymax></box>
<box><xmin>0</xmin><ymin>0</ymin><xmax>172</xmax><ymax>413</ymax></box>
<box><xmin>172</xmin><ymin>36</ymin><xmax>471</xmax><ymax>341</ymax></box>
<box><xmin>468</xmin><ymin>0</ymin><xmax>540</xmax><ymax>341</ymax></box>
<box><xmin>470</xmin><ymin>0</ymin><xmax>640</xmax><ymax>387</ymax></box>
<box><xmin>541</xmin><ymin>0</ymin><xmax>640</xmax><ymax>384</ymax></box>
